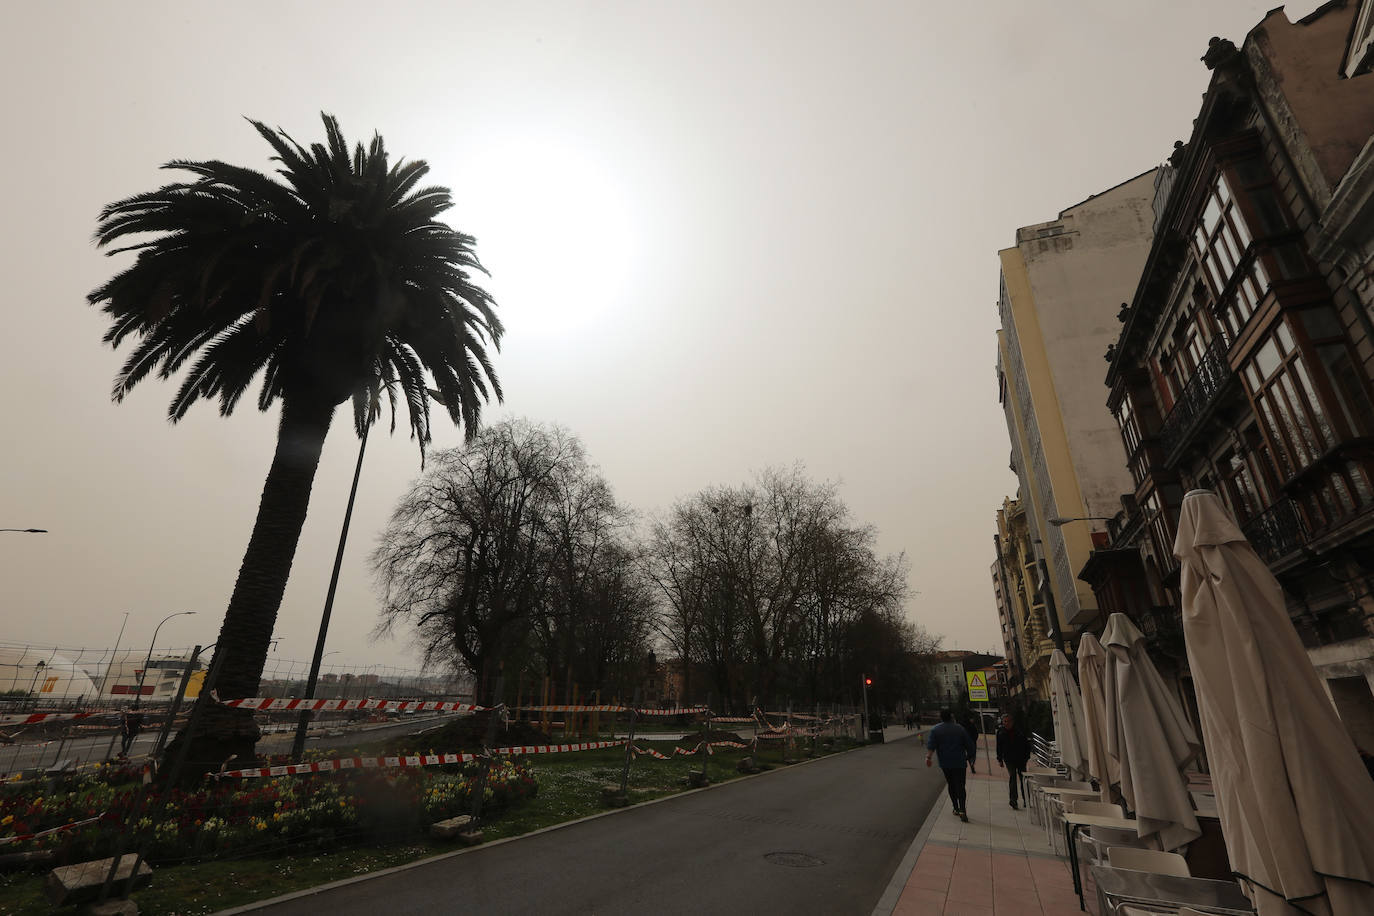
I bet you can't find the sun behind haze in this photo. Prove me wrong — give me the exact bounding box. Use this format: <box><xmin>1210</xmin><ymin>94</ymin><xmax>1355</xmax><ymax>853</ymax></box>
<box><xmin>0</xmin><ymin>0</ymin><xmax>1300</xmax><ymax>670</ymax></box>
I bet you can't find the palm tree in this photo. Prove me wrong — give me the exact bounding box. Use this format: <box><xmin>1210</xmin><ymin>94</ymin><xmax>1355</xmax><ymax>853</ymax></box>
<box><xmin>89</xmin><ymin>113</ymin><xmax>503</xmax><ymax>770</ymax></box>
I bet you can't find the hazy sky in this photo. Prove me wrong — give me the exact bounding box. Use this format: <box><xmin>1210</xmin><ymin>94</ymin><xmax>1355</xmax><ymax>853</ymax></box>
<box><xmin>1</xmin><ymin>0</ymin><xmax>1306</xmax><ymax>673</ymax></box>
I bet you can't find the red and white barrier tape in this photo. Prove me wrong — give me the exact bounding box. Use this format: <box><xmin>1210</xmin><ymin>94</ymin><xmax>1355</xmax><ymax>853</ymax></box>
<box><xmin>220</xmin><ymin>698</ymin><xmax>492</xmax><ymax>713</ymax></box>
<box><xmin>0</xmin><ymin>815</ymin><xmax>106</xmax><ymax>847</ymax></box>
<box><xmin>631</xmin><ymin>739</ymin><xmax>754</xmax><ymax>759</ymax></box>
<box><xmin>493</xmin><ymin>740</ymin><xmax>626</xmax><ymax>755</ymax></box>
<box><xmin>218</xmin><ymin>752</ymin><xmax>482</xmax><ymax>779</ymax></box>
<box><xmin>0</xmin><ymin>711</ymin><xmax>108</xmax><ymax>726</ymax></box>
<box><xmin>519</xmin><ymin>705</ymin><xmax>708</xmax><ymax>716</ymax></box>
<box><xmin>219</xmin><ymin>740</ymin><xmax>630</xmax><ymax>779</ymax></box>
<box><xmin>215</xmin><ymin>698</ymin><xmax>710</xmax><ymax>717</ymax></box>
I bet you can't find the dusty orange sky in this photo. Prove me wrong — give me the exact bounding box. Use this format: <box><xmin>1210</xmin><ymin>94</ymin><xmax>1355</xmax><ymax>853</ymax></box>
<box><xmin>0</xmin><ymin>0</ymin><xmax>1303</xmax><ymax>673</ymax></box>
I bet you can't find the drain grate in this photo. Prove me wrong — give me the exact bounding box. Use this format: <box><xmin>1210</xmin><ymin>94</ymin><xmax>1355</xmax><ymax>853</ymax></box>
<box><xmin>765</xmin><ymin>851</ymin><xmax>825</xmax><ymax>868</ymax></box>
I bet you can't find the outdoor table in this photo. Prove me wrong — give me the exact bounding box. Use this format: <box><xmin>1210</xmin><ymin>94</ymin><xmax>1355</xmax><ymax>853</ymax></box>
<box><xmin>1064</xmin><ymin>811</ymin><xmax>1139</xmax><ymax>910</ymax></box>
<box><xmin>1090</xmin><ymin>863</ymin><xmax>1254</xmax><ymax>914</ymax></box>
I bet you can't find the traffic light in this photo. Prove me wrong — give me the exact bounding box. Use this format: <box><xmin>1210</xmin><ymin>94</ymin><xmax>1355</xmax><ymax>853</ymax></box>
<box><xmin>864</xmin><ymin>676</ymin><xmax>873</xmax><ymax>687</ymax></box>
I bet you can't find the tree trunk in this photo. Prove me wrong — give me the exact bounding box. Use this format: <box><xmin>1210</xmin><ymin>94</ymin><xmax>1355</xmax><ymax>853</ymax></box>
<box><xmin>163</xmin><ymin>395</ymin><xmax>335</xmax><ymax>780</ymax></box>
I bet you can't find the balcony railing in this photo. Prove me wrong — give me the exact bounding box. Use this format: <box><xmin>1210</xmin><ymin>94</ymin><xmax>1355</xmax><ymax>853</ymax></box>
<box><xmin>1242</xmin><ymin>498</ymin><xmax>1309</xmax><ymax>565</ymax></box>
<box><xmin>1158</xmin><ymin>336</ymin><xmax>1233</xmax><ymax>461</ymax></box>
<box><xmin>1136</xmin><ymin>605</ymin><xmax>1181</xmax><ymax>642</ymax></box>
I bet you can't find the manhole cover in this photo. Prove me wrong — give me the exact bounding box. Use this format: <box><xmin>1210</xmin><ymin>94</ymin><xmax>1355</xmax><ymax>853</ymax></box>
<box><xmin>765</xmin><ymin>851</ymin><xmax>825</xmax><ymax>868</ymax></box>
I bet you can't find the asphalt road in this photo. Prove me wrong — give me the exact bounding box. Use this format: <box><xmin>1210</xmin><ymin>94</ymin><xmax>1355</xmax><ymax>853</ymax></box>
<box><xmin>254</xmin><ymin>732</ymin><xmax>945</xmax><ymax>916</ymax></box>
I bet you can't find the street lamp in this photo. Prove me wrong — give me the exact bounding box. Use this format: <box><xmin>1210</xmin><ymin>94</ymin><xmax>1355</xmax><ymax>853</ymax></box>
<box><xmin>292</xmin><ymin>387</ymin><xmax>379</xmax><ymax>761</ymax></box>
<box><xmin>26</xmin><ymin>661</ymin><xmax>47</xmax><ymax>700</ymax></box>
<box><xmin>133</xmin><ymin>612</ymin><xmax>196</xmax><ymax>708</ymax></box>
<box><xmin>1047</xmin><ymin>516</ymin><xmax>1114</xmax><ymax>526</ymax></box>
<box><xmin>0</xmin><ymin>528</ymin><xmax>47</xmax><ymax>533</ymax></box>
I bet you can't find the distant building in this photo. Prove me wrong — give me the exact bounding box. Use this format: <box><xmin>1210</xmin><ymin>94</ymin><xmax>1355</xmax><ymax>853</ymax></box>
<box><xmin>929</xmin><ymin>650</ymin><xmax>1003</xmax><ymax>707</ymax></box>
<box><xmin>995</xmin><ymin>170</ymin><xmax>1160</xmax><ymax>672</ymax></box>
<box><xmin>0</xmin><ymin>649</ymin><xmax>99</xmax><ymax>700</ymax></box>
<box><xmin>101</xmin><ymin>653</ymin><xmax>203</xmax><ymax>700</ymax></box>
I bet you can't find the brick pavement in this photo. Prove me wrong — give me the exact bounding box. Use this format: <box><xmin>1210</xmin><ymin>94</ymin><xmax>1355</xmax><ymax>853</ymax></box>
<box><xmin>875</xmin><ymin>733</ymin><xmax>1096</xmax><ymax>916</ymax></box>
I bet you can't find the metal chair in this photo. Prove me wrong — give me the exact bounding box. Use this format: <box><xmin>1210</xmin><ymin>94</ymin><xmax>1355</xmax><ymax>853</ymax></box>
<box><xmin>1107</xmin><ymin>846</ymin><xmax>1191</xmax><ymax>877</ymax></box>
<box><xmin>1067</xmin><ymin>798</ymin><xmax>1144</xmax><ymax>867</ymax></box>
<box><xmin>1038</xmin><ymin>779</ymin><xmax>1097</xmax><ymax>848</ymax></box>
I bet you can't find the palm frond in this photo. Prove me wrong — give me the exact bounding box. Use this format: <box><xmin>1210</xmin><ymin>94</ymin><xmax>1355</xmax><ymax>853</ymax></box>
<box><xmin>90</xmin><ymin>111</ymin><xmax>502</xmax><ymax>453</ymax></box>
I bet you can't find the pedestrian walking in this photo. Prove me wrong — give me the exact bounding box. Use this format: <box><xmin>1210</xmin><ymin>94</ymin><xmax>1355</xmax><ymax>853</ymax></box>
<box><xmin>960</xmin><ymin>714</ymin><xmax>979</xmax><ymax>773</ymax></box>
<box><xmin>995</xmin><ymin>713</ymin><xmax>1031</xmax><ymax>810</ymax></box>
<box><xmin>119</xmin><ymin>710</ymin><xmax>144</xmax><ymax>756</ymax></box>
<box><xmin>926</xmin><ymin>709</ymin><xmax>976</xmax><ymax>821</ymax></box>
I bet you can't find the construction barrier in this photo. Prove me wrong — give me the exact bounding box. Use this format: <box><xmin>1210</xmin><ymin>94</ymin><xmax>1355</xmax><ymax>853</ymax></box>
<box><xmin>0</xmin><ymin>711</ymin><xmax>110</xmax><ymax>726</ymax></box>
<box><xmin>0</xmin><ymin>815</ymin><xmax>107</xmax><ymax>847</ymax></box>
<box><xmin>217</xmin><ymin>752</ymin><xmax>482</xmax><ymax>779</ymax></box>
<box><xmin>219</xmin><ymin>698</ymin><xmax>492</xmax><ymax>713</ymax></box>
<box><xmin>493</xmin><ymin>740</ymin><xmax>626</xmax><ymax>755</ymax></box>
<box><xmin>214</xmin><ymin>697</ymin><xmax>709</xmax><ymax>717</ymax></box>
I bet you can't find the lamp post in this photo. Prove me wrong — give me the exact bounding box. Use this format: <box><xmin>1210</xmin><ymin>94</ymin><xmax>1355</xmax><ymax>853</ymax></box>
<box><xmin>97</xmin><ymin>612</ymin><xmax>131</xmax><ymax>702</ymax></box>
<box><xmin>291</xmin><ymin>390</ymin><xmax>377</xmax><ymax>761</ymax></box>
<box><xmin>27</xmin><ymin>661</ymin><xmax>47</xmax><ymax>700</ymax></box>
<box><xmin>133</xmin><ymin>612</ymin><xmax>196</xmax><ymax>709</ymax></box>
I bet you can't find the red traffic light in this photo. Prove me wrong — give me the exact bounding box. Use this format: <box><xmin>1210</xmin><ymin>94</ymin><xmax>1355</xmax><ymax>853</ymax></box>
<box><xmin>864</xmin><ymin>676</ymin><xmax>873</xmax><ymax>686</ymax></box>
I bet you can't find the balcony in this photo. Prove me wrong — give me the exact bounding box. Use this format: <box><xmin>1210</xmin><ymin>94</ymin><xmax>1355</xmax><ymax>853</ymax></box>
<box><xmin>1242</xmin><ymin>498</ymin><xmax>1309</xmax><ymax>565</ymax></box>
<box><xmin>1136</xmin><ymin>605</ymin><xmax>1181</xmax><ymax>641</ymax></box>
<box><xmin>1158</xmin><ymin>336</ymin><xmax>1233</xmax><ymax>464</ymax></box>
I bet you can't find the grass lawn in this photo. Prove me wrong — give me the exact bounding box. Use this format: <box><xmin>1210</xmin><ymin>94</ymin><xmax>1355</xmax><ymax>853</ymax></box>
<box><xmin>0</xmin><ymin>736</ymin><xmax>857</xmax><ymax>915</ymax></box>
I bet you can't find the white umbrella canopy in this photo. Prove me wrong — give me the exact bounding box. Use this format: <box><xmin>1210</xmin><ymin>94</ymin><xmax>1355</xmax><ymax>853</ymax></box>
<box><xmin>1078</xmin><ymin>632</ymin><xmax>1121</xmax><ymax>803</ymax></box>
<box><xmin>1102</xmin><ymin>611</ymin><xmax>1202</xmax><ymax>851</ymax></box>
<box><xmin>1049</xmin><ymin>648</ymin><xmax>1088</xmax><ymax>780</ymax></box>
<box><xmin>1175</xmin><ymin>489</ymin><xmax>1374</xmax><ymax>915</ymax></box>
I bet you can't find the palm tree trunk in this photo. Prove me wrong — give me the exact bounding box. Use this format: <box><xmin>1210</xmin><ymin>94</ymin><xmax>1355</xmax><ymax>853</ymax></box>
<box><xmin>163</xmin><ymin>395</ymin><xmax>335</xmax><ymax>779</ymax></box>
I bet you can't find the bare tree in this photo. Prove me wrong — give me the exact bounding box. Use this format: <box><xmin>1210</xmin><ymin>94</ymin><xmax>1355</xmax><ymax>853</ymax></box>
<box><xmin>372</xmin><ymin>420</ymin><xmax>651</xmax><ymax>703</ymax></box>
<box><xmin>642</xmin><ymin>465</ymin><xmax>927</xmax><ymax>710</ymax></box>
<box><xmin>373</xmin><ymin>420</ymin><xmax>570</xmax><ymax>702</ymax></box>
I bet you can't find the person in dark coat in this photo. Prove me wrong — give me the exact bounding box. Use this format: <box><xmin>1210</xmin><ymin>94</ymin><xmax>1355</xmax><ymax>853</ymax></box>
<box><xmin>119</xmin><ymin>710</ymin><xmax>144</xmax><ymax>756</ymax></box>
<box><xmin>926</xmin><ymin>709</ymin><xmax>976</xmax><ymax>821</ymax></box>
<box><xmin>995</xmin><ymin>713</ymin><xmax>1032</xmax><ymax>809</ymax></box>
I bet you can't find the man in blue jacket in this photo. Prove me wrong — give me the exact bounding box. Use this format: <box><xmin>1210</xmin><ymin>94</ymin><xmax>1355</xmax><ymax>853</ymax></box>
<box><xmin>926</xmin><ymin>708</ymin><xmax>975</xmax><ymax>821</ymax></box>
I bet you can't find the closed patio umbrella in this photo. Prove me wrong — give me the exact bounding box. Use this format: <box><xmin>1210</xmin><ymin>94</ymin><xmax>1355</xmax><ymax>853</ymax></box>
<box><xmin>1078</xmin><ymin>632</ymin><xmax>1120</xmax><ymax>803</ymax></box>
<box><xmin>1049</xmin><ymin>648</ymin><xmax>1088</xmax><ymax>780</ymax></box>
<box><xmin>1102</xmin><ymin>612</ymin><xmax>1201</xmax><ymax>852</ymax></box>
<box><xmin>1175</xmin><ymin>489</ymin><xmax>1374</xmax><ymax>915</ymax></box>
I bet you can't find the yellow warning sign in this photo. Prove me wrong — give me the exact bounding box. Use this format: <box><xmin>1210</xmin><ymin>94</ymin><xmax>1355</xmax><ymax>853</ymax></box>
<box><xmin>966</xmin><ymin>671</ymin><xmax>989</xmax><ymax>702</ymax></box>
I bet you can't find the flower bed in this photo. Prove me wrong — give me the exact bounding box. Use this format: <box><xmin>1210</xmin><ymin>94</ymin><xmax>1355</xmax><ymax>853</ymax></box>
<box><xmin>0</xmin><ymin>757</ymin><xmax>536</xmax><ymax>866</ymax></box>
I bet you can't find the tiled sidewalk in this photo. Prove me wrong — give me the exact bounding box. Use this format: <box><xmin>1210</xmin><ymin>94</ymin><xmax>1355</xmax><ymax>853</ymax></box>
<box><xmin>876</xmin><ymin>733</ymin><xmax>1092</xmax><ymax>916</ymax></box>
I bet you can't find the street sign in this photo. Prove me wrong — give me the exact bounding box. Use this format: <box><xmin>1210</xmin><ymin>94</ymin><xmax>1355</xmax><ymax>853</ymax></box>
<box><xmin>965</xmin><ymin>671</ymin><xmax>989</xmax><ymax>702</ymax></box>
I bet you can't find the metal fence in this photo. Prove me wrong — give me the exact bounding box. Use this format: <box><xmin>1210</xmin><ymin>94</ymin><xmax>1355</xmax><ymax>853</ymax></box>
<box><xmin>0</xmin><ymin>641</ymin><xmax>466</xmax><ymax>707</ymax></box>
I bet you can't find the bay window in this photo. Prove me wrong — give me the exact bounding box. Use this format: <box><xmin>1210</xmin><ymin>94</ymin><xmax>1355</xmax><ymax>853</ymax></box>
<box><xmin>1241</xmin><ymin>312</ymin><xmax>1374</xmax><ymax>530</ymax></box>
